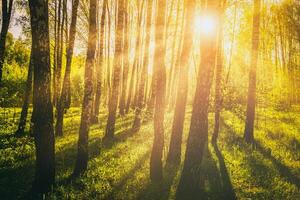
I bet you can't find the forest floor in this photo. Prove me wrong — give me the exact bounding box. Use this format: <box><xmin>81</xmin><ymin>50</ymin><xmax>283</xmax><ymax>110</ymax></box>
<box><xmin>0</xmin><ymin>106</ymin><xmax>300</xmax><ymax>199</ymax></box>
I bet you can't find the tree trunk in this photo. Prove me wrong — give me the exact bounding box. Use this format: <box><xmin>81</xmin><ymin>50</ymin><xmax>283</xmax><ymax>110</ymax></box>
<box><xmin>28</xmin><ymin>0</ymin><xmax>55</xmax><ymax>193</ymax></box>
<box><xmin>73</xmin><ymin>0</ymin><xmax>97</xmax><ymax>176</ymax></box>
<box><xmin>92</xmin><ymin>0</ymin><xmax>108</xmax><ymax>123</ymax></box>
<box><xmin>212</xmin><ymin>3</ymin><xmax>225</xmax><ymax>144</ymax></box>
<box><xmin>104</xmin><ymin>0</ymin><xmax>125</xmax><ymax>139</ymax></box>
<box><xmin>167</xmin><ymin>0</ymin><xmax>195</xmax><ymax>165</ymax></box>
<box><xmin>55</xmin><ymin>0</ymin><xmax>80</xmax><ymax>136</ymax></box>
<box><xmin>119</xmin><ymin>1</ymin><xmax>129</xmax><ymax>116</ymax></box>
<box><xmin>166</xmin><ymin>0</ymin><xmax>181</xmax><ymax>107</ymax></box>
<box><xmin>168</xmin><ymin>16</ymin><xmax>184</xmax><ymax>110</ymax></box>
<box><xmin>178</xmin><ymin>0</ymin><xmax>218</xmax><ymax>194</ymax></box>
<box><xmin>125</xmin><ymin>60</ymin><xmax>137</xmax><ymax>113</ymax></box>
<box><xmin>150</xmin><ymin>0</ymin><xmax>167</xmax><ymax>182</ymax></box>
<box><xmin>125</xmin><ymin>2</ymin><xmax>144</xmax><ymax>114</ymax></box>
<box><xmin>144</xmin><ymin>72</ymin><xmax>149</xmax><ymax>104</ymax></box>
<box><xmin>132</xmin><ymin>0</ymin><xmax>153</xmax><ymax>130</ymax></box>
<box><xmin>132</xmin><ymin>1</ymin><xmax>146</xmax><ymax>111</ymax></box>
<box><xmin>15</xmin><ymin>51</ymin><xmax>33</xmax><ymax>136</ymax></box>
<box><xmin>105</xmin><ymin>1</ymin><xmax>112</xmax><ymax>107</ymax></box>
<box><xmin>53</xmin><ymin>0</ymin><xmax>58</xmax><ymax>99</ymax></box>
<box><xmin>53</xmin><ymin>0</ymin><xmax>63</xmax><ymax>106</ymax></box>
<box><xmin>0</xmin><ymin>0</ymin><xmax>13</xmax><ymax>84</ymax></box>
<box><xmin>147</xmin><ymin>74</ymin><xmax>155</xmax><ymax>112</ymax></box>
<box><xmin>244</xmin><ymin>0</ymin><xmax>261</xmax><ymax>143</ymax></box>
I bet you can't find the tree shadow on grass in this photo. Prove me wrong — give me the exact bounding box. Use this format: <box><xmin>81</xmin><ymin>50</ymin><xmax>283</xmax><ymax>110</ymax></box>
<box><xmin>0</xmin><ymin>111</ymin><xmax>149</xmax><ymax>199</ymax></box>
<box><xmin>102</xmin><ymin>128</ymin><xmax>138</xmax><ymax>149</ymax></box>
<box><xmin>102</xmin><ymin>115</ymin><xmax>152</xmax><ymax>150</ymax></box>
<box><xmin>175</xmin><ymin>147</ymin><xmax>235</xmax><ymax>200</ymax></box>
<box><xmin>212</xmin><ymin>143</ymin><xmax>237</xmax><ymax>200</ymax></box>
<box><xmin>55</xmin><ymin>124</ymin><xmax>152</xmax><ymax>199</ymax></box>
<box><xmin>0</xmin><ymin>161</ymin><xmax>34</xmax><ymax>200</ymax></box>
<box><xmin>222</xmin><ymin>118</ymin><xmax>300</xmax><ymax>189</ymax></box>
<box><xmin>0</xmin><ymin>126</ymin><xmax>141</xmax><ymax>199</ymax></box>
<box><xmin>0</xmin><ymin>132</ymin><xmax>19</xmax><ymax>141</ymax></box>
<box><xmin>136</xmin><ymin>162</ymin><xmax>180</xmax><ymax>200</ymax></box>
<box><xmin>55</xmin><ymin>127</ymin><xmax>141</xmax><ymax>182</ymax></box>
<box><xmin>0</xmin><ymin>133</ymin><xmax>35</xmax><ymax>199</ymax></box>
<box><xmin>103</xmin><ymin>149</ymin><xmax>151</xmax><ymax>200</ymax></box>
<box><xmin>253</xmin><ymin>141</ymin><xmax>300</xmax><ymax>189</ymax></box>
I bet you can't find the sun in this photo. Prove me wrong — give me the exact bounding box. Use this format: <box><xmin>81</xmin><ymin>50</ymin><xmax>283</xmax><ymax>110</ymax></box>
<box><xmin>194</xmin><ymin>14</ymin><xmax>217</xmax><ymax>35</ymax></box>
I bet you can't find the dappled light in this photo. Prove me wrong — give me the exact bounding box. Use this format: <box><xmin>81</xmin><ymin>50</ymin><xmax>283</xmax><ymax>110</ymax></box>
<box><xmin>0</xmin><ymin>0</ymin><xmax>300</xmax><ymax>199</ymax></box>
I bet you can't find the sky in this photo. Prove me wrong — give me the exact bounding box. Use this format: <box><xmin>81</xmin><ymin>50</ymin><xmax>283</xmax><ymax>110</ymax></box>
<box><xmin>1</xmin><ymin>4</ymin><xmax>26</xmax><ymax>39</ymax></box>
<box><xmin>10</xmin><ymin>21</ymin><xmax>22</xmax><ymax>39</ymax></box>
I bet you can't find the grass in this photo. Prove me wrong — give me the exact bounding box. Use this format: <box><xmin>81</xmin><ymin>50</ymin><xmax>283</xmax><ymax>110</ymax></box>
<box><xmin>0</xmin><ymin>106</ymin><xmax>299</xmax><ymax>199</ymax></box>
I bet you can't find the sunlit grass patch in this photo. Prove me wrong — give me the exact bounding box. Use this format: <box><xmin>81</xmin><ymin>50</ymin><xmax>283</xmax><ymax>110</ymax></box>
<box><xmin>218</xmin><ymin>109</ymin><xmax>300</xmax><ymax>199</ymax></box>
<box><xmin>0</xmin><ymin>107</ymin><xmax>299</xmax><ymax>199</ymax></box>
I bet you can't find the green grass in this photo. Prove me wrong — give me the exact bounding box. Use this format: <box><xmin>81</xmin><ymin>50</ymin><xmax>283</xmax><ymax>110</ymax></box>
<box><xmin>0</xmin><ymin>106</ymin><xmax>299</xmax><ymax>199</ymax></box>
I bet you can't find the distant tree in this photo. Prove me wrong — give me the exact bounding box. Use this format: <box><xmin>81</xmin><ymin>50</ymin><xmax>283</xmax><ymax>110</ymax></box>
<box><xmin>125</xmin><ymin>1</ymin><xmax>145</xmax><ymax>114</ymax></box>
<box><xmin>53</xmin><ymin>0</ymin><xmax>64</xmax><ymax>106</ymax></box>
<box><xmin>147</xmin><ymin>74</ymin><xmax>155</xmax><ymax>112</ymax></box>
<box><xmin>73</xmin><ymin>0</ymin><xmax>97</xmax><ymax>176</ymax></box>
<box><xmin>92</xmin><ymin>0</ymin><xmax>108</xmax><ymax>123</ymax></box>
<box><xmin>104</xmin><ymin>0</ymin><xmax>125</xmax><ymax>139</ymax></box>
<box><xmin>118</xmin><ymin>0</ymin><xmax>129</xmax><ymax>116</ymax></box>
<box><xmin>166</xmin><ymin>0</ymin><xmax>181</xmax><ymax>109</ymax></box>
<box><xmin>0</xmin><ymin>0</ymin><xmax>14</xmax><ymax>83</ymax></box>
<box><xmin>244</xmin><ymin>0</ymin><xmax>261</xmax><ymax>143</ymax></box>
<box><xmin>55</xmin><ymin>0</ymin><xmax>80</xmax><ymax>136</ymax></box>
<box><xmin>104</xmin><ymin>0</ymin><xmax>111</xmax><ymax>107</ymax></box>
<box><xmin>28</xmin><ymin>0</ymin><xmax>55</xmax><ymax>193</ymax></box>
<box><xmin>178</xmin><ymin>0</ymin><xmax>218</xmax><ymax>194</ymax></box>
<box><xmin>15</xmin><ymin>51</ymin><xmax>33</xmax><ymax>136</ymax></box>
<box><xmin>132</xmin><ymin>0</ymin><xmax>153</xmax><ymax>130</ymax></box>
<box><xmin>168</xmin><ymin>12</ymin><xmax>185</xmax><ymax>110</ymax></box>
<box><xmin>125</xmin><ymin>59</ymin><xmax>136</xmax><ymax>113</ymax></box>
<box><xmin>167</xmin><ymin>0</ymin><xmax>196</xmax><ymax>165</ymax></box>
<box><xmin>212</xmin><ymin>0</ymin><xmax>226</xmax><ymax>144</ymax></box>
<box><xmin>150</xmin><ymin>0</ymin><xmax>167</xmax><ymax>182</ymax></box>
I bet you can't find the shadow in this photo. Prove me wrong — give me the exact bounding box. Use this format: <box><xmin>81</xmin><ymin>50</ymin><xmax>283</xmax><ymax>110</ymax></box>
<box><xmin>136</xmin><ymin>162</ymin><xmax>180</xmax><ymax>200</ymax></box>
<box><xmin>160</xmin><ymin>163</ymin><xmax>180</xmax><ymax>200</ymax></box>
<box><xmin>231</xmin><ymin>109</ymin><xmax>300</xmax><ymax>148</ymax></box>
<box><xmin>59</xmin><ymin>110</ymin><xmax>127</xmax><ymax>137</ymax></box>
<box><xmin>254</xmin><ymin>141</ymin><xmax>300</xmax><ymax>189</ymax></box>
<box><xmin>102</xmin><ymin>114</ymin><xmax>152</xmax><ymax>149</ymax></box>
<box><xmin>103</xmin><ymin>150</ymin><xmax>151</xmax><ymax>200</ymax></box>
<box><xmin>56</xmin><ymin>126</ymin><xmax>136</xmax><ymax>172</ymax></box>
<box><xmin>55</xmin><ymin>124</ymin><xmax>147</xmax><ymax>186</ymax></box>
<box><xmin>102</xmin><ymin>127</ymin><xmax>138</xmax><ymax>149</ymax></box>
<box><xmin>0</xmin><ymin>161</ymin><xmax>34</xmax><ymax>200</ymax></box>
<box><xmin>54</xmin><ymin>136</ymin><xmax>103</xmax><ymax>187</ymax></box>
<box><xmin>212</xmin><ymin>143</ymin><xmax>237</xmax><ymax>200</ymax></box>
<box><xmin>264</xmin><ymin>129</ymin><xmax>300</xmax><ymax>157</ymax></box>
<box><xmin>54</xmin><ymin>118</ymin><xmax>153</xmax><ymax>199</ymax></box>
<box><xmin>0</xmin><ymin>133</ymin><xmax>32</xmax><ymax>150</ymax></box>
<box><xmin>221</xmin><ymin>118</ymin><xmax>249</xmax><ymax>148</ymax></box>
<box><xmin>0</xmin><ymin>110</ymin><xmax>150</xmax><ymax>199</ymax></box>
<box><xmin>221</xmin><ymin>117</ymin><xmax>300</xmax><ymax>189</ymax></box>
<box><xmin>175</xmin><ymin>149</ymin><xmax>225</xmax><ymax>200</ymax></box>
